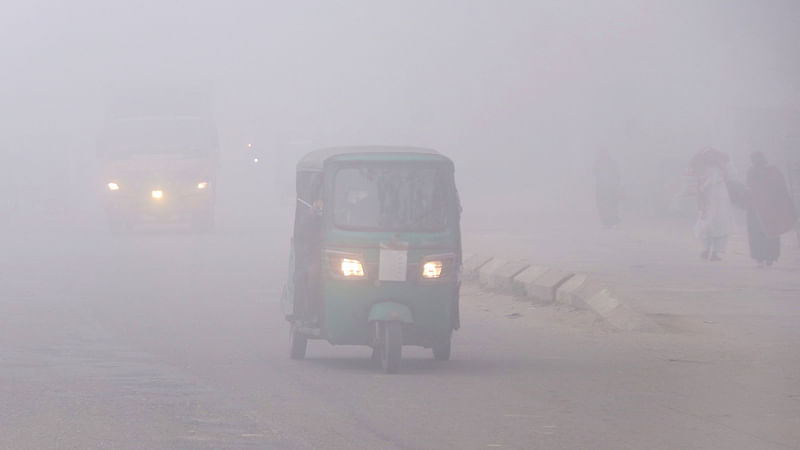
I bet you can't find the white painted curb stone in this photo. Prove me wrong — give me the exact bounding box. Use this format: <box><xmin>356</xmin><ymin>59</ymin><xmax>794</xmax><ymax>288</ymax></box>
<box><xmin>463</xmin><ymin>255</ymin><xmax>493</xmax><ymax>281</ymax></box>
<box><xmin>526</xmin><ymin>269</ymin><xmax>574</xmax><ymax>303</ymax></box>
<box><xmin>478</xmin><ymin>258</ymin><xmax>507</xmax><ymax>287</ymax></box>
<box><xmin>487</xmin><ymin>261</ymin><xmax>530</xmax><ymax>293</ymax></box>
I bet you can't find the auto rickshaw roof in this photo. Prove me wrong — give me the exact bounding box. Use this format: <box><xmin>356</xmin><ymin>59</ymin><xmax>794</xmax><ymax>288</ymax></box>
<box><xmin>297</xmin><ymin>146</ymin><xmax>452</xmax><ymax>172</ymax></box>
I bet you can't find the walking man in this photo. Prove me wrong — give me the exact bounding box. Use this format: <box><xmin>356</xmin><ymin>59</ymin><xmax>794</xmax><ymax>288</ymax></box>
<box><xmin>746</xmin><ymin>152</ymin><xmax>797</xmax><ymax>267</ymax></box>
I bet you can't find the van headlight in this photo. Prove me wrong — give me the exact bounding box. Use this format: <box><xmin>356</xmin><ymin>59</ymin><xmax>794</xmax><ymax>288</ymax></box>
<box><xmin>197</xmin><ymin>181</ymin><xmax>208</xmax><ymax>190</ymax></box>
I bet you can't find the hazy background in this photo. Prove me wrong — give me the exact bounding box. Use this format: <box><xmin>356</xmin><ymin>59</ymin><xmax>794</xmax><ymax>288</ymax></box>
<box><xmin>1</xmin><ymin>4</ymin><xmax>800</xmax><ymax>448</ymax></box>
<box><xmin>1</xmin><ymin>0</ymin><xmax>799</xmax><ymax>230</ymax></box>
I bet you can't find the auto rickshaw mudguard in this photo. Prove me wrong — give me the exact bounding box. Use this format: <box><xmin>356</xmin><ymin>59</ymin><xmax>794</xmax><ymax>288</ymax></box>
<box><xmin>367</xmin><ymin>302</ymin><xmax>414</xmax><ymax>324</ymax></box>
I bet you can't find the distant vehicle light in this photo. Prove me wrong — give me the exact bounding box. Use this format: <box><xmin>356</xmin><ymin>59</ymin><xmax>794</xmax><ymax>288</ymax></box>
<box><xmin>422</xmin><ymin>261</ymin><xmax>443</xmax><ymax>279</ymax></box>
<box><xmin>107</xmin><ymin>182</ymin><xmax>120</xmax><ymax>191</ymax></box>
<box><xmin>247</xmin><ymin>143</ymin><xmax>253</xmax><ymax>149</ymax></box>
<box><xmin>197</xmin><ymin>181</ymin><xmax>208</xmax><ymax>190</ymax></box>
<box><xmin>253</xmin><ymin>158</ymin><xmax>259</xmax><ymax>163</ymax></box>
<box><xmin>151</xmin><ymin>190</ymin><xmax>164</xmax><ymax>199</ymax></box>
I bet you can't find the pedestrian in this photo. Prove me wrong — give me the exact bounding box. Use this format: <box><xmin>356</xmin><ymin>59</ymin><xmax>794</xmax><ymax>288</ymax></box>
<box><xmin>593</xmin><ymin>149</ymin><xmax>621</xmax><ymax>228</ymax></box>
<box><xmin>745</xmin><ymin>151</ymin><xmax>797</xmax><ymax>267</ymax></box>
<box><xmin>690</xmin><ymin>149</ymin><xmax>734</xmax><ymax>261</ymax></box>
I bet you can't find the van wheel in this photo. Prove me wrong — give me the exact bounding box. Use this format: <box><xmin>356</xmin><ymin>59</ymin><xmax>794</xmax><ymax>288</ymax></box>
<box><xmin>433</xmin><ymin>336</ymin><xmax>451</xmax><ymax>361</ymax></box>
<box><xmin>108</xmin><ymin>216</ymin><xmax>129</xmax><ymax>234</ymax></box>
<box><xmin>289</xmin><ymin>325</ymin><xmax>307</xmax><ymax>360</ymax></box>
<box><xmin>193</xmin><ymin>214</ymin><xmax>215</xmax><ymax>233</ymax></box>
<box><xmin>380</xmin><ymin>322</ymin><xmax>402</xmax><ymax>373</ymax></box>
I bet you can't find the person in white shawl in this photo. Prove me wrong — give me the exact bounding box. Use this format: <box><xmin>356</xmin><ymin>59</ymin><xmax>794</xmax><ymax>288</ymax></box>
<box><xmin>694</xmin><ymin>161</ymin><xmax>734</xmax><ymax>261</ymax></box>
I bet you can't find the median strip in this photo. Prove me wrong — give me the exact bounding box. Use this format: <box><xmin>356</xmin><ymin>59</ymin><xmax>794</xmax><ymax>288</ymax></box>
<box><xmin>466</xmin><ymin>254</ymin><xmax>660</xmax><ymax>332</ymax></box>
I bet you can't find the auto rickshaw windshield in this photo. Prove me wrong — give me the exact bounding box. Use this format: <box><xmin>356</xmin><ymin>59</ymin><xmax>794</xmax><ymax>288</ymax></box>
<box><xmin>332</xmin><ymin>163</ymin><xmax>453</xmax><ymax>232</ymax></box>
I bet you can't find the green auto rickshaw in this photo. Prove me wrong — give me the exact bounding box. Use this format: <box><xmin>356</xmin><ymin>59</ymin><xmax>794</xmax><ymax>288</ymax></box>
<box><xmin>281</xmin><ymin>146</ymin><xmax>461</xmax><ymax>373</ymax></box>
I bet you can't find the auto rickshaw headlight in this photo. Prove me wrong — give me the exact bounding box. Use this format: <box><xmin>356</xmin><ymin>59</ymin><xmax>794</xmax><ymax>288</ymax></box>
<box><xmin>151</xmin><ymin>190</ymin><xmax>164</xmax><ymax>199</ymax></box>
<box><xmin>340</xmin><ymin>258</ymin><xmax>365</xmax><ymax>277</ymax></box>
<box><xmin>107</xmin><ymin>182</ymin><xmax>120</xmax><ymax>191</ymax></box>
<box><xmin>422</xmin><ymin>261</ymin><xmax>443</xmax><ymax>279</ymax></box>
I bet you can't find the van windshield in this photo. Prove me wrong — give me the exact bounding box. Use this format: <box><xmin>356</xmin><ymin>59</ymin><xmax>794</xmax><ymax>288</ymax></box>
<box><xmin>101</xmin><ymin>118</ymin><xmax>216</xmax><ymax>159</ymax></box>
<box><xmin>333</xmin><ymin>163</ymin><xmax>452</xmax><ymax>231</ymax></box>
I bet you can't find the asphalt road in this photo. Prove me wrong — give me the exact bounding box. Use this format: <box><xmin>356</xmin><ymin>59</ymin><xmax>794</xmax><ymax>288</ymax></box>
<box><xmin>1</xmin><ymin>226</ymin><xmax>798</xmax><ymax>449</ymax></box>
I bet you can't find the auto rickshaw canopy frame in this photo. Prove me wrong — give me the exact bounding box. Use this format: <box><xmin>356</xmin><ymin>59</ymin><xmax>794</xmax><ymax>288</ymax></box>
<box><xmin>296</xmin><ymin>145</ymin><xmax>453</xmax><ymax>173</ymax></box>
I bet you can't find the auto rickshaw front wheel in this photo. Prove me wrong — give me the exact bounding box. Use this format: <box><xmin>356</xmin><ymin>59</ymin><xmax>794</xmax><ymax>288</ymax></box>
<box><xmin>375</xmin><ymin>321</ymin><xmax>402</xmax><ymax>374</ymax></box>
<box><xmin>289</xmin><ymin>324</ymin><xmax>307</xmax><ymax>360</ymax></box>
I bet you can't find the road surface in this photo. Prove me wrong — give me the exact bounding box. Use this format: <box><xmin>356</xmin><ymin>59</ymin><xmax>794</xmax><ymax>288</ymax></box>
<box><xmin>1</xmin><ymin>221</ymin><xmax>798</xmax><ymax>449</ymax></box>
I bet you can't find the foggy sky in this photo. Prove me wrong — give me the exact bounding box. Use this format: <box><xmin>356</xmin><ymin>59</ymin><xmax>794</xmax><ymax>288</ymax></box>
<box><xmin>1</xmin><ymin>0</ymin><xmax>799</xmax><ymax>206</ymax></box>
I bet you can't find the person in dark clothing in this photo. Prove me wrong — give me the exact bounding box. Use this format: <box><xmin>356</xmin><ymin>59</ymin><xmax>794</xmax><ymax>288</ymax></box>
<box><xmin>293</xmin><ymin>175</ymin><xmax>324</xmax><ymax>321</ymax></box>
<box><xmin>593</xmin><ymin>150</ymin><xmax>621</xmax><ymax>228</ymax></box>
<box><xmin>747</xmin><ymin>209</ymin><xmax>780</xmax><ymax>266</ymax></box>
<box><xmin>746</xmin><ymin>152</ymin><xmax>798</xmax><ymax>267</ymax></box>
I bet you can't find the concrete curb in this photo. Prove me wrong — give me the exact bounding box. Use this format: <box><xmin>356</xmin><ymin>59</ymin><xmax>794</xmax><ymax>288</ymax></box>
<box><xmin>484</xmin><ymin>261</ymin><xmax>530</xmax><ymax>292</ymax></box>
<box><xmin>511</xmin><ymin>265</ymin><xmax>549</xmax><ymax>297</ymax></box>
<box><xmin>556</xmin><ymin>273</ymin><xmax>605</xmax><ymax>308</ymax></box>
<box><xmin>462</xmin><ymin>254</ymin><xmax>493</xmax><ymax>281</ymax></box>
<box><xmin>581</xmin><ymin>287</ymin><xmax>661</xmax><ymax>332</ymax></box>
<box><xmin>478</xmin><ymin>258</ymin><xmax>507</xmax><ymax>286</ymax></box>
<box><xmin>526</xmin><ymin>269</ymin><xmax>574</xmax><ymax>303</ymax></box>
<box><xmin>467</xmin><ymin>255</ymin><xmax>660</xmax><ymax>332</ymax></box>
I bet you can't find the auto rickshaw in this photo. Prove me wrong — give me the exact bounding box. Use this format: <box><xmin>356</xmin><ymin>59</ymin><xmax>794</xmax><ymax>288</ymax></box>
<box><xmin>281</xmin><ymin>146</ymin><xmax>461</xmax><ymax>373</ymax></box>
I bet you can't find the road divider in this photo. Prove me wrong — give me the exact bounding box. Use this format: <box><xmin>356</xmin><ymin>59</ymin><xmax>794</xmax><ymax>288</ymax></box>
<box><xmin>556</xmin><ymin>273</ymin><xmax>603</xmax><ymax>307</ymax></box>
<box><xmin>486</xmin><ymin>261</ymin><xmax>530</xmax><ymax>292</ymax></box>
<box><xmin>466</xmin><ymin>254</ymin><xmax>660</xmax><ymax>332</ymax></box>
<box><xmin>462</xmin><ymin>254</ymin><xmax>493</xmax><ymax>281</ymax></box>
<box><xmin>510</xmin><ymin>265</ymin><xmax>549</xmax><ymax>297</ymax></box>
<box><xmin>525</xmin><ymin>269</ymin><xmax>574</xmax><ymax>303</ymax></box>
<box><xmin>478</xmin><ymin>258</ymin><xmax>507</xmax><ymax>286</ymax></box>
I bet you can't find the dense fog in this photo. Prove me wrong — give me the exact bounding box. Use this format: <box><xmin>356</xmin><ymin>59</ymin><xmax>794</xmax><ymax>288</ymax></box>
<box><xmin>3</xmin><ymin>0</ymin><xmax>798</xmax><ymax>230</ymax></box>
<box><xmin>1</xmin><ymin>2</ymin><xmax>799</xmax><ymax>449</ymax></box>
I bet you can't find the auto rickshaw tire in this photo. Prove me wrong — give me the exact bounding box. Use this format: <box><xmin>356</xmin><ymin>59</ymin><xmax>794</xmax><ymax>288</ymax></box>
<box><xmin>381</xmin><ymin>322</ymin><xmax>402</xmax><ymax>373</ymax></box>
<box><xmin>433</xmin><ymin>337</ymin><xmax>451</xmax><ymax>361</ymax></box>
<box><xmin>289</xmin><ymin>326</ymin><xmax>307</xmax><ymax>360</ymax></box>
